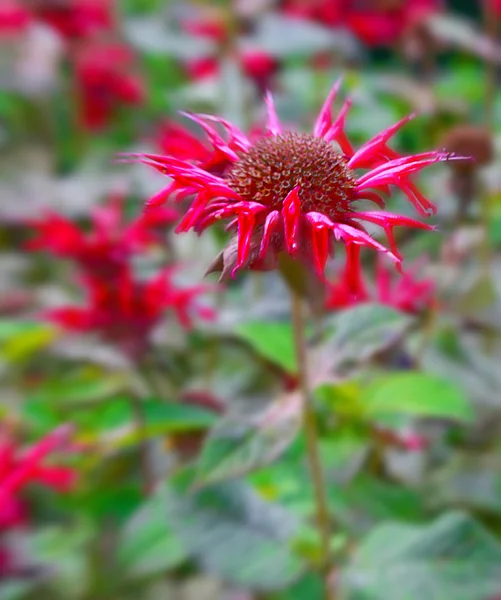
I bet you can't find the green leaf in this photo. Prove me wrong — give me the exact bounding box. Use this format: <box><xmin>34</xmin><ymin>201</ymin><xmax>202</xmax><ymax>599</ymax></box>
<box><xmin>196</xmin><ymin>396</ymin><xmax>301</xmax><ymax>486</ymax></box>
<box><xmin>26</xmin><ymin>372</ymin><xmax>127</xmax><ymax>406</ymax></box>
<box><xmin>235</xmin><ymin>321</ymin><xmax>296</xmax><ymax>373</ymax></box>
<box><xmin>343</xmin><ymin>512</ymin><xmax>501</xmax><ymax>600</ymax></box>
<box><xmin>143</xmin><ymin>401</ymin><xmax>217</xmax><ymax>433</ymax></box>
<box><xmin>0</xmin><ymin>319</ymin><xmax>57</xmax><ymax>362</ymax></box>
<box><xmin>360</xmin><ymin>373</ymin><xmax>474</xmax><ymax>422</ymax></box>
<box><xmin>29</xmin><ymin>522</ymin><xmax>94</xmax><ymax>599</ymax></box>
<box><xmin>165</xmin><ymin>470</ymin><xmax>304</xmax><ymax>590</ymax></box>
<box><xmin>325</xmin><ymin>304</ymin><xmax>412</xmax><ymax>367</ymax></box>
<box><xmin>117</xmin><ymin>487</ymin><xmax>188</xmax><ymax>580</ymax></box>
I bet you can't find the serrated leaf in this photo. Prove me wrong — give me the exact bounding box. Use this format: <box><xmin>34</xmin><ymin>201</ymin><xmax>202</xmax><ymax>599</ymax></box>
<box><xmin>343</xmin><ymin>512</ymin><xmax>501</xmax><ymax>600</ymax></box>
<box><xmin>235</xmin><ymin>321</ymin><xmax>296</xmax><ymax>374</ymax></box>
<box><xmin>165</xmin><ymin>470</ymin><xmax>304</xmax><ymax>590</ymax></box>
<box><xmin>196</xmin><ymin>396</ymin><xmax>301</xmax><ymax>486</ymax></box>
<box><xmin>117</xmin><ymin>487</ymin><xmax>188</xmax><ymax>580</ymax></box>
<box><xmin>361</xmin><ymin>373</ymin><xmax>474</xmax><ymax>422</ymax></box>
<box><xmin>323</xmin><ymin>304</ymin><xmax>412</xmax><ymax>368</ymax></box>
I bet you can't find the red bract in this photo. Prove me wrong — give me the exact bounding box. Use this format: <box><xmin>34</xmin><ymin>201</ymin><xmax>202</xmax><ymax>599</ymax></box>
<box><xmin>27</xmin><ymin>194</ymin><xmax>177</xmax><ymax>278</ymax></box>
<box><xmin>326</xmin><ymin>257</ymin><xmax>436</xmax><ymax>315</ymax></box>
<box><xmin>47</xmin><ymin>267</ymin><xmax>215</xmax><ymax>358</ymax></box>
<box><xmin>123</xmin><ymin>80</ymin><xmax>460</xmax><ymax>280</ymax></box>
<box><xmin>74</xmin><ymin>41</ymin><xmax>144</xmax><ymax>130</ymax></box>
<box><xmin>0</xmin><ymin>0</ymin><xmax>31</xmax><ymax>37</ymax></box>
<box><xmin>0</xmin><ymin>425</ymin><xmax>76</xmax><ymax>533</ymax></box>
<box><xmin>36</xmin><ymin>0</ymin><xmax>114</xmax><ymax>40</ymax></box>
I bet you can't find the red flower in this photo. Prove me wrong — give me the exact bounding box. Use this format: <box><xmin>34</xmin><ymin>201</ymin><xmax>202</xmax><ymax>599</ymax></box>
<box><xmin>124</xmin><ymin>80</ymin><xmax>460</xmax><ymax>280</ymax></box>
<box><xmin>282</xmin><ymin>0</ymin><xmax>344</xmax><ymax>28</ymax></box>
<box><xmin>73</xmin><ymin>41</ymin><xmax>144</xmax><ymax>130</ymax></box>
<box><xmin>326</xmin><ymin>257</ymin><xmax>436</xmax><ymax>315</ymax></box>
<box><xmin>241</xmin><ymin>50</ymin><xmax>279</xmax><ymax>94</ymax></box>
<box><xmin>182</xmin><ymin>17</ymin><xmax>227</xmax><ymax>43</ymax></box>
<box><xmin>36</xmin><ymin>0</ymin><xmax>114</xmax><ymax>40</ymax></box>
<box><xmin>47</xmin><ymin>267</ymin><xmax>215</xmax><ymax>358</ymax></box>
<box><xmin>185</xmin><ymin>56</ymin><xmax>219</xmax><ymax>81</ymax></box>
<box><xmin>281</xmin><ymin>0</ymin><xmax>442</xmax><ymax>48</ymax></box>
<box><xmin>185</xmin><ymin>51</ymin><xmax>278</xmax><ymax>94</ymax></box>
<box><xmin>0</xmin><ymin>425</ymin><xmax>76</xmax><ymax>532</ymax></box>
<box><xmin>0</xmin><ymin>0</ymin><xmax>31</xmax><ymax>37</ymax></box>
<box><xmin>27</xmin><ymin>194</ymin><xmax>177</xmax><ymax>278</ymax></box>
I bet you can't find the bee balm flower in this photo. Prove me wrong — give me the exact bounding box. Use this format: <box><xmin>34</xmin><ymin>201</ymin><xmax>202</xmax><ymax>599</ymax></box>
<box><xmin>125</xmin><ymin>80</ymin><xmax>458</xmax><ymax>280</ymax></box>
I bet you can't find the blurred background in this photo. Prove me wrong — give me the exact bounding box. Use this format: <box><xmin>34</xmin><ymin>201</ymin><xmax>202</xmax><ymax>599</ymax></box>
<box><xmin>3</xmin><ymin>1</ymin><xmax>501</xmax><ymax>599</ymax></box>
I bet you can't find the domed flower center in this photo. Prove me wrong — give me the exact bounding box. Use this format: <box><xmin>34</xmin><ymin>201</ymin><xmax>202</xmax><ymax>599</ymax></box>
<box><xmin>227</xmin><ymin>132</ymin><xmax>356</xmax><ymax>217</ymax></box>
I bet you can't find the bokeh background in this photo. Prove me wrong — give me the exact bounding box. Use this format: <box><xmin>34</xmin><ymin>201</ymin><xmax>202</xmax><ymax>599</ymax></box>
<box><xmin>3</xmin><ymin>1</ymin><xmax>501</xmax><ymax>599</ymax></box>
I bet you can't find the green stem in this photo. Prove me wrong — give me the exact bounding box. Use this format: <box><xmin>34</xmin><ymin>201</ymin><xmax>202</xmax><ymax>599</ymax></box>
<box><xmin>129</xmin><ymin>393</ymin><xmax>155</xmax><ymax>496</ymax></box>
<box><xmin>290</xmin><ymin>290</ymin><xmax>334</xmax><ymax>600</ymax></box>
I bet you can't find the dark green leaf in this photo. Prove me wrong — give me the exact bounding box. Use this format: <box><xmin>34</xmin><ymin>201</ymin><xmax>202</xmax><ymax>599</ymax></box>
<box><xmin>118</xmin><ymin>488</ymin><xmax>188</xmax><ymax>580</ymax></box>
<box><xmin>165</xmin><ymin>470</ymin><xmax>304</xmax><ymax>590</ymax></box>
<box><xmin>325</xmin><ymin>304</ymin><xmax>412</xmax><ymax>367</ymax></box>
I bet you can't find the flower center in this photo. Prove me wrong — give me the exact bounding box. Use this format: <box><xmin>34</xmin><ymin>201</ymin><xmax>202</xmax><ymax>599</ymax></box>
<box><xmin>227</xmin><ymin>132</ymin><xmax>356</xmax><ymax>217</ymax></box>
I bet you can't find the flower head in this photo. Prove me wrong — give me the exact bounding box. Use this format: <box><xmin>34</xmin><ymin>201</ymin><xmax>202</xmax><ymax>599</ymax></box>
<box><xmin>0</xmin><ymin>425</ymin><xmax>76</xmax><ymax>532</ymax></box>
<box><xmin>0</xmin><ymin>0</ymin><xmax>31</xmax><ymax>37</ymax></box>
<box><xmin>326</xmin><ymin>257</ymin><xmax>436</xmax><ymax>315</ymax></box>
<box><xmin>73</xmin><ymin>41</ymin><xmax>144</xmax><ymax>130</ymax></box>
<box><xmin>47</xmin><ymin>267</ymin><xmax>215</xmax><ymax>359</ymax></box>
<box><xmin>0</xmin><ymin>425</ymin><xmax>76</xmax><ymax>578</ymax></box>
<box><xmin>27</xmin><ymin>193</ymin><xmax>177</xmax><ymax>278</ymax></box>
<box><xmin>125</xmin><ymin>80</ymin><xmax>458</xmax><ymax>280</ymax></box>
<box><xmin>282</xmin><ymin>0</ymin><xmax>442</xmax><ymax>48</ymax></box>
<box><xmin>35</xmin><ymin>0</ymin><xmax>114</xmax><ymax>40</ymax></box>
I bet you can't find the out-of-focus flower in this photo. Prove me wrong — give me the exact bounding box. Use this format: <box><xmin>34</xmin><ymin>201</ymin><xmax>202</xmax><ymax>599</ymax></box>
<box><xmin>124</xmin><ymin>80</ymin><xmax>458</xmax><ymax>280</ymax></box>
<box><xmin>73</xmin><ymin>41</ymin><xmax>144</xmax><ymax>130</ymax></box>
<box><xmin>326</xmin><ymin>258</ymin><xmax>436</xmax><ymax>314</ymax></box>
<box><xmin>34</xmin><ymin>0</ymin><xmax>114</xmax><ymax>40</ymax></box>
<box><xmin>184</xmin><ymin>49</ymin><xmax>279</xmax><ymax>94</ymax></box>
<box><xmin>241</xmin><ymin>50</ymin><xmax>279</xmax><ymax>94</ymax></box>
<box><xmin>185</xmin><ymin>56</ymin><xmax>219</xmax><ymax>81</ymax></box>
<box><xmin>0</xmin><ymin>425</ymin><xmax>76</xmax><ymax>579</ymax></box>
<box><xmin>46</xmin><ymin>267</ymin><xmax>215</xmax><ymax>358</ymax></box>
<box><xmin>182</xmin><ymin>16</ymin><xmax>227</xmax><ymax>43</ymax></box>
<box><xmin>0</xmin><ymin>425</ymin><xmax>76</xmax><ymax>532</ymax></box>
<box><xmin>282</xmin><ymin>0</ymin><xmax>344</xmax><ymax>28</ymax></box>
<box><xmin>281</xmin><ymin>0</ymin><xmax>442</xmax><ymax>48</ymax></box>
<box><xmin>27</xmin><ymin>194</ymin><xmax>177</xmax><ymax>278</ymax></box>
<box><xmin>0</xmin><ymin>0</ymin><xmax>31</xmax><ymax>37</ymax></box>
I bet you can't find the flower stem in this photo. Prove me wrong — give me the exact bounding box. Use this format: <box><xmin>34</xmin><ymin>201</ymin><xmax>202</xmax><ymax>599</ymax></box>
<box><xmin>290</xmin><ymin>290</ymin><xmax>334</xmax><ymax>599</ymax></box>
